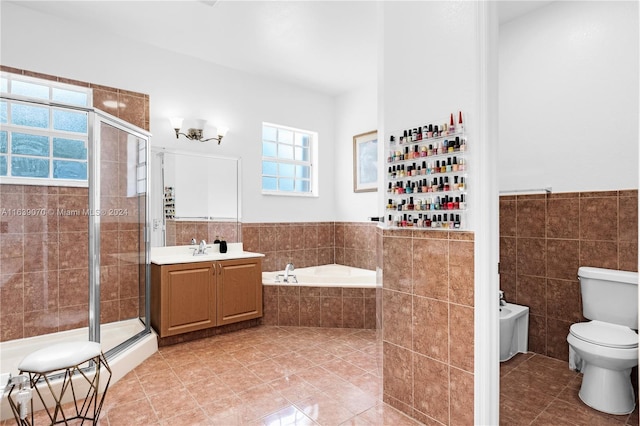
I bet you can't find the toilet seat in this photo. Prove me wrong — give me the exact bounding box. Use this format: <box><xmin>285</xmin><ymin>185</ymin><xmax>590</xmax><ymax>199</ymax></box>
<box><xmin>570</xmin><ymin>321</ymin><xmax>638</xmax><ymax>349</ymax></box>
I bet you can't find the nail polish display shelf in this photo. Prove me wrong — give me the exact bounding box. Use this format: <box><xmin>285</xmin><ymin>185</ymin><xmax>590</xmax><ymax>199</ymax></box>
<box><xmin>385</xmin><ymin>113</ymin><xmax>468</xmax><ymax>231</ymax></box>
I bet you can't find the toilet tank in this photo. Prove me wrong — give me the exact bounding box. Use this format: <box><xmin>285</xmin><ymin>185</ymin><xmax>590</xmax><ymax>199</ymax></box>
<box><xmin>578</xmin><ymin>267</ymin><xmax>638</xmax><ymax>328</ymax></box>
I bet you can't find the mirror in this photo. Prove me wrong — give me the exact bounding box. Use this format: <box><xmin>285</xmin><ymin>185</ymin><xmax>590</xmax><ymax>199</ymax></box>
<box><xmin>150</xmin><ymin>148</ymin><xmax>241</xmax><ymax>246</ymax></box>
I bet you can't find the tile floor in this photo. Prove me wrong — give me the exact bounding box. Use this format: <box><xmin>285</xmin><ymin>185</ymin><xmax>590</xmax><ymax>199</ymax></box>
<box><xmin>500</xmin><ymin>352</ymin><xmax>639</xmax><ymax>425</ymax></box>
<box><xmin>5</xmin><ymin>327</ymin><xmax>639</xmax><ymax>425</ymax></box>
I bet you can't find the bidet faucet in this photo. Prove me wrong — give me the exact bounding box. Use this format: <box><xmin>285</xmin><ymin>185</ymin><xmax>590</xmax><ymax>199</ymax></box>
<box><xmin>499</xmin><ymin>290</ymin><xmax>506</xmax><ymax>307</ymax></box>
<box><xmin>284</xmin><ymin>263</ymin><xmax>295</xmax><ymax>283</ymax></box>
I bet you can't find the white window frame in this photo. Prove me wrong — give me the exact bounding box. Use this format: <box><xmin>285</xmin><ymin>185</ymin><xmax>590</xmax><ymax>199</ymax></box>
<box><xmin>261</xmin><ymin>122</ymin><xmax>318</xmax><ymax>197</ymax></box>
<box><xmin>0</xmin><ymin>72</ymin><xmax>92</xmax><ymax>187</ymax></box>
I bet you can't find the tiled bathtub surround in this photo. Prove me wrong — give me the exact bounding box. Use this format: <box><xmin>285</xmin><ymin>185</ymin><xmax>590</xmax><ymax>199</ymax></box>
<box><xmin>262</xmin><ymin>285</ymin><xmax>376</xmax><ymax>329</ymax></box>
<box><xmin>382</xmin><ymin>230</ymin><xmax>475</xmax><ymax>425</ymax></box>
<box><xmin>499</xmin><ymin>190</ymin><xmax>638</xmax><ymax>361</ymax></box>
<box><xmin>242</xmin><ymin>222</ymin><xmax>377</xmax><ymax>272</ymax></box>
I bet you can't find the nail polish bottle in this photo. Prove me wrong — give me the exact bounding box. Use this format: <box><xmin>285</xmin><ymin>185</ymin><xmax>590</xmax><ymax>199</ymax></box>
<box><xmin>452</xmin><ymin>157</ymin><xmax>458</xmax><ymax>171</ymax></box>
<box><xmin>427</xmin><ymin>124</ymin><xmax>433</xmax><ymax>138</ymax></box>
<box><xmin>438</xmin><ymin>177</ymin><xmax>444</xmax><ymax>191</ymax></box>
<box><xmin>422</xmin><ymin>126</ymin><xmax>429</xmax><ymax>139</ymax></box>
<box><xmin>458</xmin><ymin>111</ymin><xmax>464</xmax><ymax>133</ymax></box>
<box><xmin>459</xmin><ymin>194</ymin><xmax>466</xmax><ymax>210</ymax></box>
<box><xmin>447</xmin><ymin>196</ymin><xmax>454</xmax><ymax>210</ymax></box>
<box><xmin>408</xmin><ymin>197</ymin><xmax>414</xmax><ymax>210</ymax></box>
<box><xmin>401</xmin><ymin>130</ymin><xmax>407</xmax><ymax>144</ymax></box>
<box><xmin>455</xmin><ymin>137</ymin><xmax>460</xmax><ymax>151</ymax></box>
<box><xmin>446</xmin><ymin>158</ymin><xmax>452</xmax><ymax>172</ymax></box>
<box><xmin>459</xmin><ymin>158</ymin><xmax>465</xmax><ymax>171</ymax></box>
<box><xmin>421</xmin><ymin>161</ymin><xmax>427</xmax><ymax>175</ymax></box>
<box><xmin>454</xmin><ymin>214</ymin><xmax>461</xmax><ymax>229</ymax></box>
<box><xmin>444</xmin><ymin>176</ymin><xmax>450</xmax><ymax>191</ymax></box>
<box><xmin>433</xmin><ymin>125</ymin><xmax>440</xmax><ymax>138</ymax></box>
<box><xmin>459</xmin><ymin>177</ymin><xmax>466</xmax><ymax>190</ymax></box>
<box><xmin>390</xmin><ymin>135</ymin><xmax>396</xmax><ymax>145</ymax></box>
<box><xmin>449</xmin><ymin>113</ymin><xmax>456</xmax><ymax>134</ymax></box>
<box><xmin>454</xmin><ymin>196</ymin><xmax>460</xmax><ymax>209</ymax></box>
<box><xmin>460</xmin><ymin>138</ymin><xmax>466</xmax><ymax>152</ymax></box>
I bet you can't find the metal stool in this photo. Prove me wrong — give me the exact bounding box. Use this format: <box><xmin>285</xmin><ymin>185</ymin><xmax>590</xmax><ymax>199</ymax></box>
<box><xmin>7</xmin><ymin>341</ymin><xmax>111</xmax><ymax>425</ymax></box>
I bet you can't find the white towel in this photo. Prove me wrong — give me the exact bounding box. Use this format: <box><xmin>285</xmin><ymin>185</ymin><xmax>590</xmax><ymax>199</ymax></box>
<box><xmin>568</xmin><ymin>346</ymin><xmax>583</xmax><ymax>372</ymax></box>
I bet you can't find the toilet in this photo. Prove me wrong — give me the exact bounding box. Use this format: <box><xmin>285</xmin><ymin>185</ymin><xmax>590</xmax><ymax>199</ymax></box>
<box><xmin>567</xmin><ymin>266</ymin><xmax>638</xmax><ymax>415</ymax></box>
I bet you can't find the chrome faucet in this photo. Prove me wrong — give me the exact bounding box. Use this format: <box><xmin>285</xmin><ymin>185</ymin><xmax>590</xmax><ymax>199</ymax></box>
<box><xmin>499</xmin><ymin>290</ymin><xmax>506</xmax><ymax>307</ymax></box>
<box><xmin>284</xmin><ymin>262</ymin><xmax>295</xmax><ymax>283</ymax></box>
<box><xmin>192</xmin><ymin>239</ymin><xmax>207</xmax><ymax>255</ymax></box>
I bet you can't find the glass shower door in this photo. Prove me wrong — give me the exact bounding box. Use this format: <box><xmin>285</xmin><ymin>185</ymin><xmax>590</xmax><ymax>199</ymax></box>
<box><xmin>93</xmin><ymin>115</ymin><xmax>149</xmax><ymax>355</ymax></box>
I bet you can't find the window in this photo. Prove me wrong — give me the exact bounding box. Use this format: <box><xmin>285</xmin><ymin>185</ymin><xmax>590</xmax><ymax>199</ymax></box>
<box><xmin>0</xmin><ymin>72</ymin><xmax>92</xmax><ymax>186</ymax></box>
<box><xmin>261</xmin><ymin>123</ymin><xmax>316</xmax><ymax>195</ymax></box>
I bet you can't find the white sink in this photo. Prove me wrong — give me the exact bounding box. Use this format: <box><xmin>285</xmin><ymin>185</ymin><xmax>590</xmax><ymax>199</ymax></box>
<box><xmin>150</xmin><ymin>243</ymin><xmax>264</xmax><ymax>265</ymax></box>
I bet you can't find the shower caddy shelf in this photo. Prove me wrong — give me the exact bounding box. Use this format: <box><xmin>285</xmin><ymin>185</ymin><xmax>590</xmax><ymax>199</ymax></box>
<box><xmin>384</xmin><ymin>117</ymin><xmax>468</xmax><ymax>231</ymax></box>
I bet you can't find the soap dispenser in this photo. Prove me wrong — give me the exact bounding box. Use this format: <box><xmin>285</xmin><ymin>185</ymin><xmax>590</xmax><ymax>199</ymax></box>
<box><xmin>219</xmin><ymin>237</ymin><xmax>227</xmax><ymax>254</ymax></box>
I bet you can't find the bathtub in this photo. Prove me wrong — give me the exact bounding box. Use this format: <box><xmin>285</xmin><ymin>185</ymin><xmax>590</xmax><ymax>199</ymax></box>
<box><xmin>262</xmin><ymin>264</ymin><xmax>378</xmax><ymax>329</ymax></box>
<box><xmin>262</xmin><ymin>264</ymin><xmax>376</xmax><ymax>288</ymax></box>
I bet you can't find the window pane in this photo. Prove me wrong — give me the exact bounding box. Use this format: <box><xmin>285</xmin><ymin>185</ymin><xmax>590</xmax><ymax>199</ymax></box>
<box><xmin>279</xmin><ymin>163</ymin><xmax>294</xmax><ymax>178</ymax></box>
<box><xmin>53</xmin><ymin>138</ymin><xmax>87</xmax><ymax>159</ymax></box>
<box><xmin>52</xmin><ymin>87</ymin><xmax>88</xmax><ymax>106</ymax></box>
<box><xmin>262</xmin><ymin>141</ymin><xmax>277</xmax><ymax>158</ymax></box>
<box><xmin>262</xmin><ymin>126</ymin><xmax>277</xmax><ymax>142</ymax></box>
<box><xmin>0</xmin><ymin>131</ymin><xmax>7</xmax><ymax>153</ymax></box>
<box><xmin>295</xmin><ymin>133</ymin><xmax>309</xmax><ymax>147</ymax></box>
<box><xmin>296</xmin><ymin>165</ymin><xmax>310</xmax><ymax>178</ymax></box>
<box><xmin>262</xmin><ymin>161</ymin><xmax>277</xmax><ymax>176</ymax></box>
<box><xmin>295</xmin><ymin>146</ymin><xmax>310</xmax><ymax>161</ymax></box>
<box><xmin>296</xmin><ymin>179</ymin><xmax>310</xmax><ymax>192</ymax></box>
<box><xmin>0</xmin><ymin>156</ymin><xmax>6</xmax><ymax>176</ymax></box>
<box><xmin>12</xmin><ymin>80</ymin><xmax>49</xmax><ymax>99</ymax></box>
<box><xmin>11</xmin><ymin>156</ymin><xmax>49</xmax><ymax>177</ymax></box>
<box><xmin>0</xmin><ymin>101</ymin><xmax>6</xmax><ymax>123</ymax></box>
<box><xmin>278</xmin><ymin>144</ymin><xmax>293</xmax><ymax>160</ymax></box>
<box><xmin>262</xmin><ymin>176</ymin><xmax>277</xmax><ymax>190</ymax></box>
<box><xmin>278</xmin><ymin>129</ymin><xmax>293</xmax><ymax>144</ymax></box>
<box><xmin>12</xmin><ymin>133</ymin><xmax>49</xmax><ymax>156</ymax></box>
<box><xmin>11</xmin><ymin>103</ymin><xmax>49</xmax><ymax>128</ymax></box>
<box><xmin>53</xmin><ymin>109</ymin><xmax>87</xmax><ymax>133</ymax></box>
<box><xmin>53</xmin><ymin>160</ymin><xmax>87</xmax><ymax>179</ymax></box>
<box><xmin>279</xmin><ymin>178</ymin><xmax>294</xmax><ymax>191</ymax></box>
<box><xmin>0</xmin><ymin>77</ymin><xmax>7</xmax><ymax>93</ymax></box>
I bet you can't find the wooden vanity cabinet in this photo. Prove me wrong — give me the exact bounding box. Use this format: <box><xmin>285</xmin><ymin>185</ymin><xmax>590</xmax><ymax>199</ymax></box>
<box><xmin>151</xmin><ymin>257</ymin><xmax>263</xmax><ymax>337</ymax></box>
<box><xmin>151</xmin><ymin>262</ymin><xmax>216</xmax><ymax>337</ymax></box>
<box><xmin>216</xmin><ymin>258</ymin><xmax>263</xmax><ymax>325</ymax></box>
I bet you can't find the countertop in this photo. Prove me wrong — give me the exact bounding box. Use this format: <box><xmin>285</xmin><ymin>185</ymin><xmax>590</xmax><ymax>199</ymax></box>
<box><xmin>151</xmin><ymin>243</ymin><xmax>264</xmax><ymax>265</ymax></box>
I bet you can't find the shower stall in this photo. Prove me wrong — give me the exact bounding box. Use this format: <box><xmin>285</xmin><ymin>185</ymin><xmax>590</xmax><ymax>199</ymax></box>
<box><xmin>0</xmin><ymin>89</ymin><xmax>155</xmax><ymax>418</ymax></box>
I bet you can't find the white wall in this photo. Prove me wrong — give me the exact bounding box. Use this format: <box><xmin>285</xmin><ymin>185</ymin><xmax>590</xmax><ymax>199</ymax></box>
<box><xmin>333</xmin><ymin>84</ymin><xmax>378</xmax><ymax>222</ymax></box>
<box><xmin>0</xmin><ymin>2</ymin><xmax>356</xmax><ymax>223</ymax></box>
<box><xmin>499</xmin><ymin>1</ymin><xmax>639</xmax><ymax>193</ymax></box>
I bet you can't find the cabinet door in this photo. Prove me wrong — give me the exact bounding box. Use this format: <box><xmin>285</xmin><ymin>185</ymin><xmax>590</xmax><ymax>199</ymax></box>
<box><xmin>156</xmin><ymin>262</ymin><xmax>216</xmax><ymax>337</ymax></box>
<box><xmin>216</xmin><ymin>258</ymin><xmax>263</xmax><ymax>325</ymax></box>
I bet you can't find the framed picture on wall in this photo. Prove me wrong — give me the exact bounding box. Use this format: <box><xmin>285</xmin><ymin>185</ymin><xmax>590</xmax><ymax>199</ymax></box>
<box><xmin>353</xmin><ymin>130</ymin><xmax>378</xmax><ymax>193</ymax></box>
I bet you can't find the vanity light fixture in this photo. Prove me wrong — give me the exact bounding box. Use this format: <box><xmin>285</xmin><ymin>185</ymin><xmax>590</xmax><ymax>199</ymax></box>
<box><xmin>170</xmin><ymin>117</ymin><xmax>228</xmax><ymax>144</ymax></box>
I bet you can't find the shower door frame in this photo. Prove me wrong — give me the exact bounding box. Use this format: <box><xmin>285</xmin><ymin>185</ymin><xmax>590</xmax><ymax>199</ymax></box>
<box><xmin>89</xmin><ymin>109</ymin><xmax>152</xmax><ymax>356</ymax></box>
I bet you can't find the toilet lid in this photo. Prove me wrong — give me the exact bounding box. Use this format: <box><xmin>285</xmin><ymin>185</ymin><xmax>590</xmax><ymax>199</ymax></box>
<box><xmin>570</xmin><ymin>321</ymin><xmax>638</xmax><ymax>349</ymax></box>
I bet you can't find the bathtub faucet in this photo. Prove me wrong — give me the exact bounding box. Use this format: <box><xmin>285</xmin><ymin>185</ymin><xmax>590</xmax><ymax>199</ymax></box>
<box><xmin>284</xmin><ymin>263</ymin><xmax>295</xmax><ymax>283</ymax></box>
<box><xmin>499</xmin><ymin>290</ymin><xmax>506</xmax><ymax>307</ymax></box>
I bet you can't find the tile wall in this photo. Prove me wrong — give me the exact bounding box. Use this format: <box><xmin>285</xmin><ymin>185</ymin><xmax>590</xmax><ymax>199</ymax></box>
<box><xmin>381</xmin><ymin>230</ymin><xmax>475</xmax><ymax>425</ymax></box>
<box><xmin>165</xmin><ymin>220</ymin><xmax>240</xmax><ymax>247</ymax></box>
<box><xmin>241</xmin><ymin>222</ymin><xmax>377</xmax><ymax>272</ymax></box>
<box><xmin>499</xmin><ymin>190</ymin><xmax>638</xmax><ymax>360</ymax></box>
<box><xmin>0</xmin><ymin>66</ymin><xmax>149</xmax><ymax>342</ymax></box>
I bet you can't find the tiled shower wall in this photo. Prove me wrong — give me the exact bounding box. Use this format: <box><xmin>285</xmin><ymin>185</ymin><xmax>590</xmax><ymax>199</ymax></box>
<box><xmin>382</xmin><ymin>230</ymin><xmax>475</xmax><ymax>425</ymax></box>
<box><xmin>0</xmin><ymin>66</ymin><xmax>149</xmax><ymax>342</ymax></box>
<box><xmin>499</xmin><ymin>190</ymin><xmax>638</xmax><ymax>361</ymax></box>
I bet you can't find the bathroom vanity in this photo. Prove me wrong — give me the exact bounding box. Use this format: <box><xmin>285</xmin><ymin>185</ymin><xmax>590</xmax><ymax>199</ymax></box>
<box><xmin>150</xmin><ymin>244</ymin><xmax>264</xmax><ymax>338</ymax></box>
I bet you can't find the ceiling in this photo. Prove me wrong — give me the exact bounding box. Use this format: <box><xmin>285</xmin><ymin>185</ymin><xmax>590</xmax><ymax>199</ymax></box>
<box><xmin>9</xmin><ymin>0</ymin><xmax>554</xmax><ymax>96</ymax></box>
